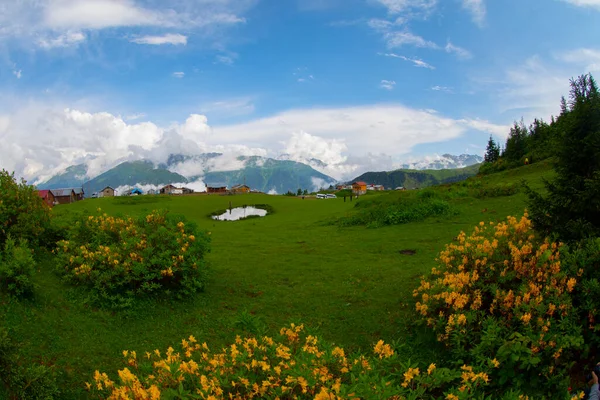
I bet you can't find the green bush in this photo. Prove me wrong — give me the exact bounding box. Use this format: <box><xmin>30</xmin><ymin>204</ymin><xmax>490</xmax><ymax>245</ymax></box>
<box><xmin>8</xmin><ymin>364</ymin><xmax>60</xmax><ymax>400</ymax></box>
<box><xmin>0</xmin><ymin>237</ymin><xmax>36</xmax><ymax>297</ymax></box>
<box><xmin>337</xmin><ymin>195</ymin><xmax>454</xmax><ymax>228</ymax></box>
<box><xmin>0</xmin><ymin>170</ymin><xmax>51</xmax><ymax>250</ymax></box>
<box><xmin>54</xmin><ymin>209</ymin><xmax>210</xmax><ymax>309</ymax></box>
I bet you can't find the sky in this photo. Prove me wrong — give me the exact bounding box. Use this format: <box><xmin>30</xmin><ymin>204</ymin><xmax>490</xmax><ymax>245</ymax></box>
<box><xmin>1</xmin><ymin>0</ymin><xmax>600</xmax><ymax>182</ymax></box>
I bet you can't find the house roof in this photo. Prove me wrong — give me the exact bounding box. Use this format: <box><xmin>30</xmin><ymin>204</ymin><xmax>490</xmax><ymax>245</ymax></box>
<box><xmin>72</xmin><ymin>188</ymin><xmax>84</xmax><ymax>194</ymax></box>
<box><xmin>51</xmin><ymin>188</ymin><xmax>75</xmax><ymax>197</ymax></box>
<box><xmin>231</xmin><ymin>184</ymin><xmax>250</xmax><ymax>189</ymax></box>
<box><xmin>131</xmin><ymin>188</ymin><xmax>143</xmax><ymax>193</ymax></box>
<box><xmin>162</xmin><ymin>184</ymin><xmax>176</xmax><ymax>189</ymax></box>
<box><xmin>353</xmin><ymin>181</ymin><xmax>367</xmax><ymax>186</ymax></box>
<box><xmin>207</xmin><ymin>183</ymin><xmax>227</xmax><ymax>188</ymax></box>
<box><xmin>37</xmin><ymin>190</ymin><xmax>52</xmax><ymax>199</ymax></box>
<box><xmin>101</xmin><ymin>186</ymin><xmax>114</xmax><ymax>191</ymax></box>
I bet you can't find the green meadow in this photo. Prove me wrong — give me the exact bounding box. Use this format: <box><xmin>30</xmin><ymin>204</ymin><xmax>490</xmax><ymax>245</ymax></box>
<box><xmin>1</xmin><ymin>160</ymin><xmax>553</xmax><ymax>398</ymax></box>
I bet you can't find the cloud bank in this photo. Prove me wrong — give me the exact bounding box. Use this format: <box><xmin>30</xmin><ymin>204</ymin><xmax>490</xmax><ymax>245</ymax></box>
<box><xmin>0</xmin><ymin>101</ymin><xmax>507</xmax><ymax>184</ymax></box>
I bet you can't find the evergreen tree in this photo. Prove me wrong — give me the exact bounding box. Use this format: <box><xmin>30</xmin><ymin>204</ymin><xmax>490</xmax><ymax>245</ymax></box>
<box><xmin>484</xmin><ymin>135</ymin><xmax>500</xmax><ymax>163</ymax></box>
<box><xmin>527</xmin><ymin>74</ymin><xmax>600</xmax><ymax>241</ymax></box>
<box><xmin>503</xmin><ymin>120</ymin><xmax>528</xmax><ymax>161</ymax></box>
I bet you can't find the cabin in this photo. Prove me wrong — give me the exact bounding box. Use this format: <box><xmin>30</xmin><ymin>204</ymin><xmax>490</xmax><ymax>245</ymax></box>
<box><xmin>352</xmin><ymin>181</ymin><xmax>367</xmax><ymax>195</ymax></box>
<box><xmin>51</xmin><ymin>188</ymin><xmax>76</xmax><ymax>204</ymax></box>
<box><xmin>130</xmin><ymin>188</ymin><xmax>143</xmax><ymax>196</ymax></box>
<box><xmin>181</xmin><ymin>187</ymin><xmax>194</xmax><ymax>195</ymax></box>
<box><xmin>100</xmin><ymin>186</ymin><xmax>115</xmax><ymax>197</ymax></box>
<box><xmin>207</xmin><ymin>183</ymin><xmax>228</xmax><ymax>194</ymax></box>
<box><xmin>160</xmin><ymin>184</ymin><xmax>177</xmax><ymax>195</ymax></box>
<box><xmin>147</xmin><ymin>189</ymin><xmax>158</xmax><ymax>195</ymax></box>
<box><xmin>72</xmin><ymin>187</ymin><xmax>85</xmax><ymax>201</ymax></box>
<box><xmin>231</xmin><ymin>184</ymin><xmax>251</xmax><ymax>194</ymax></box>
<box><xmin>37</xmin><ymin>190</ymin><xmax>55</xmax><ymax>207</ymax></box>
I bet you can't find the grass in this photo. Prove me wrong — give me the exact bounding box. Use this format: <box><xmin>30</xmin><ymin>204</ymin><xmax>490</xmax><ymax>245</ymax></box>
<box><xmin>0</xmin><ymin>162</ymin><xmax>555</xmax><ymax>398</ymax></box>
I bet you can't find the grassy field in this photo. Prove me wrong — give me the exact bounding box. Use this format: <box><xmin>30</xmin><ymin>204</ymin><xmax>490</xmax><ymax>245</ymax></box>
<box><xmin>0</xmin><ymin>160</ymin><xmax>554</xmax><ymax>398</ymax></box>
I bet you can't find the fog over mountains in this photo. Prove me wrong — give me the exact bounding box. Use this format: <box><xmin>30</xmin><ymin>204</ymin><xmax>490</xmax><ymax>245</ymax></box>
<box><xmin>36</xmin><ymin>151</ymin><xmax>482</xmax><ymax>195</ymax></box>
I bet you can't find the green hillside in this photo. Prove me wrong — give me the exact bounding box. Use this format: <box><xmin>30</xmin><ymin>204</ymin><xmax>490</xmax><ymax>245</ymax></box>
<box><xmin>350</xmin><ymin>163</ymin><xmax>480</xmax><ymax>189</ymax></box>
<box><xmin>203</xmin><ymin>157</ymin><xmax>335</xmax><ymax>193</ymax></box>
<box><xmin>82</xmin><ymin>160</ymin><xmax>188</xmax><ymax>194</ymax></box>
<box><xmin>0</xmin><ymin>160</ymin><xmax>556</xmax><ymax>398</ymax></box>
<box><xmin>37</xmin><ymin>164</ymin><xmax>88</xmax><ymax>189</ymax></box>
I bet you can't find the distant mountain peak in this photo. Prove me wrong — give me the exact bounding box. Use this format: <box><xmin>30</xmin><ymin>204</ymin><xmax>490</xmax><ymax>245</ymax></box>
<box><xmin>399</xmin><ymin>153</ymin><xmax>482</xmax><ymax>170</ymax></box>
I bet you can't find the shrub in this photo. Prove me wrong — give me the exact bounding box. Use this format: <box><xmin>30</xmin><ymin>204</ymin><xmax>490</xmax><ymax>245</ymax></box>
<box><xmin>0</xmin><ymin>237</ymin><xmax>36</xmax><ymax>297</ymax></box>
<box><xmin>54</xmin><ymin>209</ymin><xmax>210</xmax><ymax>308</ymax></box>
<box><xmin>337</xmin><ymin>196</ymin><xmax>454</xmax><ymax>228</ymax></box>
<box><xmin>0</xmin><ymin>170</ymin><xmax>51</xmax><ymax>249</ymax></box>
<box><xmin>87</xmin><ymin>323</ymin><xmax>532</xmax><ymax>400</ymax></box>
<box><xmin>7</xmin><ymin>364</ymin><xmax>61</xmax><ymax>400</ymax></box>
<box><xmin>413</xmin><ymin>213</ymin><xmax>584</xmax><ymax>397</ymax></box>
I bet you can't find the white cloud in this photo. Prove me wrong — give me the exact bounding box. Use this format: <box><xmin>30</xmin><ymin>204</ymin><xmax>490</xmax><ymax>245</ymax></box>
<box><xmin>559</xmin><ymin>0</ymin><xmax>600</xmax><ymax>8</ymax></box>
<box><xmin>384</xmin><ymin>30</ymin><xmax>438</xmax><ymax>48</ymax></box>
<box><xmin>38</xmin><ymin>31</ymin><xmax>86</xmax><ymax>48</ymax></box>
<box><xmin>380</xmin><ymin>80</ymin><xmax>396</xmax><ymax>90</ymax></box>
<box><xmin>380</xmin><ymin>53</ymin><xmax>435</xmax><ymax>69</ymax></box>
<box><xmin>0</xmin><ymin>0</ymin><xmax>252</xmax><ymax>49</ymax></box>
<box><xmin>431</xmin><ymin>85</ymin><xmax>453</xmax><ymax>92</ymax></box>
<box><xmin>215</xmin><ymin>54</ymin><xmax>237</xmax><ymax>65</ymax></box>
<box><xmin>130</xmin><ymin>33</ymin><xmax>187</xmax><ymax>46</ymax></box>
<box><xmin>0</xmin><ymin>99</ymin><xmax>507</xmax><ymax>184</ymax></box>
<box><xmin>462</xmin><ymin>0</ymin><xmax>486</xmax><ymax>27</ymax></box>
<box><xmin>12</xmin><ymin>69</ymin><xmax>22</xmax><ymax>79</ymax></box>
<box><xmin>199</xmin><ymin>98</ymin><xmax>255</xmax><ymax>117</ymax></box>
<box><xmin>172</xmin><ymin>71</ymin><xmax>185</xmax><ymax>78</ymax></box>
<box><xmin>558</xmin><ymin>48</ymin><xmax>600</xmax><ymax>71</ymax></box>
<box><xmin>375</xmin><ymin>0</ymin><xmax>437</xmax><ymax>14</ymax></box>
<box><xmin>445</xmin><ymin>41</ymin><xmax>472</xmax><ymax>59</ymax></box>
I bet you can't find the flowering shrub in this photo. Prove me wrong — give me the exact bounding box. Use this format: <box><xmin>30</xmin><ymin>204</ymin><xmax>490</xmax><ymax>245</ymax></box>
<box><xmin>87</xmin><ymin>323</ymin><xmax>528</xmax><ymax>400</ymax></box>
<box><xmin>414</xmin><ymin>213</ymin><xmax>584</xmax><ymax>396</ymax></box>
<box><xmin>54</xmin><ymin>209</ymin><xmax>210</xmax><ymax>308</ymax></box>
<box><xmin>0</xmin><ymin>169</ymin><xmax>50</xmax><ymax>249</ymax></box>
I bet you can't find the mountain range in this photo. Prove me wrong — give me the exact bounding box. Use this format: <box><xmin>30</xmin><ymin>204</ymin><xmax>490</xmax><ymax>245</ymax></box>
<box><xmin>36</xmin><ymin>153</ymin><xmax>483</xmax><ymax>195</ymax></box>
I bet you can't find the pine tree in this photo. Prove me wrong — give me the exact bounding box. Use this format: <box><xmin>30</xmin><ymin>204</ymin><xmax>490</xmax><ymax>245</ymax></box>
<box><xmin>484</xmin><ymin>135</ymin><xmax>500</xmax><ymax>163</ymax></box>
<box><xmin>527</xmin><ymin>74</ymin><xmax>600</xmax><ymax>241</ymax></box>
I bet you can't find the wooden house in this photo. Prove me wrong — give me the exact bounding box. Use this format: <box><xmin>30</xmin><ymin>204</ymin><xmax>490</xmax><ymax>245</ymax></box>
<box><xmin>51</xmin><ymin>188</ymin><xmax>76</xmax><ymax>204</ymax></box>
<box><xmin>100</xmin><ymin>186</ymin><xmax>115</xmax><ymax>197</ymax></box>
<box><xmin>181</xmin><ymin>187</ymin><xmax>194</xmax><ymax>195</ymax></box>
<box><xmin>72</xmin><ymin>187</ymin><xmax>85</xmax><ymax>201</ymax></box>
<box><xmin>160</xmin><ymin>184</ymin><xmax>177</xmax><ymax>195</ymax></box>
<box><xmin>36</xmin><ymin>190</ymin><xmax>55</xmax><ymax>207</ymax></box>
<box><xmin>352</xmin><ymin>181</ymin><xmax>367</xmax><ymax>195</ymax></box>
<box><xmin>231</xmin><ymin>184</ymin><xmax>250</xmax><ymax>194</ymax></box>
<box><xmin>207</xmin><ymin>183</ymin><xmax>228</xmax><ymax>194</ymax></box>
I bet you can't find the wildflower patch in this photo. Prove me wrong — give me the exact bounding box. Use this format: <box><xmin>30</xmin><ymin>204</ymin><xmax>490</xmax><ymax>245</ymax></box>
<box><xmin>414</xmin><ymin>213</ymin><xmax>584</xmax><ymax>396</ymax></box>
<box><xmin>55</xmin><ymin>209</ymin><xmax>210</xmax><ymax>308</ymax></box>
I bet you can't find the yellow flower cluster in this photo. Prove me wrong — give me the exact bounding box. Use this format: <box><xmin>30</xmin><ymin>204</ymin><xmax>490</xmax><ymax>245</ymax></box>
<box><xmin>89</xmin><ymin>324</ymin><xmax>491</xmax><ymax>400</ymax></box>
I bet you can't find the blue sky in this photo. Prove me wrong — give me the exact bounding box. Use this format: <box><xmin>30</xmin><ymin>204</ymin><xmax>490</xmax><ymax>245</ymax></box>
<box><xmin>1</xmin><ymin>0</ymin><xmax>600</xmax><ymax>182</ymax></box>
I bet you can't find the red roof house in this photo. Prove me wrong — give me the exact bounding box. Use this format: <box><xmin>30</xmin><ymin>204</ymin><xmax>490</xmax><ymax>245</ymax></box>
<box><xmin>37</xmin><ymin>190</ymin><xmax>55</xmax><ymax>207</ymax></box>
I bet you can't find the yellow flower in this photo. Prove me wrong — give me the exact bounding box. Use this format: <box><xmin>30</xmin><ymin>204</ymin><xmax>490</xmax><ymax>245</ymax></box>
<box><xmin>446</xmin><ymin>394</ymin><xmax>459</xmax><ymax>400</ymax></box>
<box><xmin>373</xmin><ymin>340</ymin><xmax>394</xmax><ymax>358</ymax></box>
<box><xmin>427</xmin><ymin>363</ymin><xmax>436</xmax><ymax>375</ymax></box>
<box><xmin>491</xmin><ymin>358</ymin><xmax>500</xmax><ymax>368</ymax></box>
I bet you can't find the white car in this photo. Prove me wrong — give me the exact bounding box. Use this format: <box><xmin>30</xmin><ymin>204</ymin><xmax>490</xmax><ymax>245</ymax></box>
<box><xmin>325</xmin><ymin>194</ymin><xmax>337</xmax><ymax>199</ymax></box>
<box><xmin>316</xmin><ymin>193</ymin><xmax>327</xmax><ymax>199</ymax></box>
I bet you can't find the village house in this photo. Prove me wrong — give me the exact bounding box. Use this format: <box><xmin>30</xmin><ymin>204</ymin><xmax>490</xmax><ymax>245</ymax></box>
<box><xmin>231</xmin><ymin>184</ymin><xmax>251</xmax><ymax>194</ymax></box>
<box><xmin>367</xmin><ymin>184</ymin><xmax>385</xmax><ymax>191</ymax></box>
<box><xmin>51</xmin><ymin>188</ymin><xmax>76</xmax><ymax>204</ymax></box>
<box><xmin>100</xmin><ymin>186</ymin><xmax>115</xmax><ymax>197</ymax></box>
<box><xmin>207</xmin><ymin>183</ymin><xmax>228</xmax><ymax>194</ymax></box>
<box><xmin>72</xmin><ymin>187</ymin><xmax>85</xmax><ymax>201</ymax></box>
<box><xmin>160</xmin><ymin>184</ymin><xmax>177</xmax><ymax>195</ymax></box>
<box><xmin>160</xmin><ymin>185</ymin><xmax>194</xmax><ymax>195</ymax></box>
<box><xmin>352</xmin><ymin>181</ymin><xmax>367</xmax><ymax>195</ymax></box>
<box><xmin>36</xmin><ymin>190</ymin><xmax>55</xmax><ymax>207</ymax></box>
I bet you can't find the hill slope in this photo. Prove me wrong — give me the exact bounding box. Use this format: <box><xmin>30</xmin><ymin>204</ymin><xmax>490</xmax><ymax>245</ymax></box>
<box><xmin>350</xmin><ymin>164</ymin><xmax>480</xmax><ymax>189</ymax></box>
<box><xmin>203</xmin><ymin>157</ymin><xmax>335</xmax><ymax>193</ymax></box>
<box><xmin>82</xmin><ymin>161</ymin><xmax>188</xmax><ymax>194</ymax></box>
